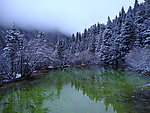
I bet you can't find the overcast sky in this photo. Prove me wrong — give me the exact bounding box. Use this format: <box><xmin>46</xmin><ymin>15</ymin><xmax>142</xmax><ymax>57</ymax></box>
<box><xmin>0</xmin><ymin>0</ymin><xmax>144</xmax><ymax>33</ymax></box>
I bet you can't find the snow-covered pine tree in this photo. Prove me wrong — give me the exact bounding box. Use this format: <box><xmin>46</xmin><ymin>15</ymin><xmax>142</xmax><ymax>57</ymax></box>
<box><xmin>2</xmin><ymin>27</ymin><xmax>21</xmax><ymax>78</ymax></box>
<box><xmin>88</xmin><ymin>35</ymin><xmax>96</xmax><ymax>54</ymax></box>
<box><xmin>120</xmin><ymin>6</ymin><xmax>135</xmax><ymax>58</ymax></box>
<box><xmin>100</xmin><ymin>17</ymin><xmax>113</xmax><ymax>65</ymax></box>
<box><xmin>133</xmin><ymin>2</ymin><xmax>146</xmax><ymax>47</ymax></box>
<box><xmin>144</xmin><ymin>0</ymin><xmax>150</xmax><ymax>19</ymax></box>
<box><xmin>56</xmin><ymin>37</ymin><xmax>66</xmax><ymax>65</ymax></box>
<box><xmin>134</xmin><ymin>0</ymin><xmax>140</xmax><ymax>14</ymax></box>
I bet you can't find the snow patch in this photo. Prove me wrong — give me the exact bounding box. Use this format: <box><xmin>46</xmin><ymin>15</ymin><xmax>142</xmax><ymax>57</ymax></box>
<box><xmin>3</xmin><ymin>80</ymin><xmax>11</xmax><ymax>82</ymax></box>
<box><xmin>48</xmin><ymin>66</ymin><xmax>54</xmax><ymax>69</ymax></box>
<box><xmin>143</xmin><ymin>83</ymin><xmax>150</xmax><ymax>88</ymax></box>
<box><xmin>16</xmin><ymin>74</ymin><xmax>21</xmax><ymax>78</ymax></box>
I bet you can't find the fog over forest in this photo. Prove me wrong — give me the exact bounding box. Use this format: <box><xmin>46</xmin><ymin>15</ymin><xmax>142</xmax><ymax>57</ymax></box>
<box><xmin>0</xmin><ymin>0</ymin><xmax>144</xmax><ymax>33</ymax></box>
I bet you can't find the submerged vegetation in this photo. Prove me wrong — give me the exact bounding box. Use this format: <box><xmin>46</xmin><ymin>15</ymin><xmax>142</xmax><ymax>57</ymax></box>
<box><xmin>0</xmin><ymin>68</ymin><xmax>150</xmax><ymax>113</ymax></box>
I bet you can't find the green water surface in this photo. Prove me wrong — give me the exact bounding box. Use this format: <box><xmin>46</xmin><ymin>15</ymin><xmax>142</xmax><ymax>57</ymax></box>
<box><xmin>0</xmin><ymin>68</ymin><xmax>149</xmax><ymax>113</ymax></box>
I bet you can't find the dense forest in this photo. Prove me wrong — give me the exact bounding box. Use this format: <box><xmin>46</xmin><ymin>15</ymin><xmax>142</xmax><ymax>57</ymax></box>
<box><xmin>0</xmin><ymin>0</ymin><xmax>149</xmax><ymax>80</ymax></box>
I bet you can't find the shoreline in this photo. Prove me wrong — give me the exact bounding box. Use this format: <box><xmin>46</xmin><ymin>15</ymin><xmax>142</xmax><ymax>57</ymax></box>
<box><xmin>0</xmin><ymin>64</ymin><xmax>149</xmax><ymax>88</ymax></box>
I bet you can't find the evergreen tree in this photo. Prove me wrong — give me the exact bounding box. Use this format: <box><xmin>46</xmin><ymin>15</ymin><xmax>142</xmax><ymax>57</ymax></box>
<box><xmin>100</xmin><ymin>29</ymin><xmax>112</xmax><ymax>64</ymax></box>
<box><xmin>120</xmin><ymin>6</ymin><xmax>135</xmax><ymax>54</ymax></box>
<box><xmin>134</xmin><ymin>0</ymin><xmax>139</xmax><ymax>12</ymax></box>
<box><xmin>107</xmin><ymin>16</ymin><xmax>113</xmax><ymax>29</ymax></box>
<box><xmin>133</xmin><ymin>3</ymin><xmax>146</xmax><ymax>47</ymax></box>
<box><xmin>88</xmin><ymin>35</ymin><xmax>96</xmax><ymax>54</ymax></box>
<box><xmin>144</xmin><ymin>0</ymin><xmax>150</xmax><ymax>18</ymax></box>
<box><xmin>2</xmin><ymin>27</ymin><xmax>21</xmax><ymax>78</ymax></box>
<box><xmin>56</xmin><ymin>39</ymin><xmax>65</xmax><ymax>61</ymax></box>
<box><xmin>143</xmin><ymin>0</ymin><xmax>150</xmax><ymax>32</ymax></box>
<box><xmin>83</xmin><ymin>28</ymin><xmax>88</xmax><ymax>38</ymax></box>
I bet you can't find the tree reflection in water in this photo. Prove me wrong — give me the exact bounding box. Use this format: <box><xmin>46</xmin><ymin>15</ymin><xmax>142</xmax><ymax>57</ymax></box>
<box><xmin>0</xmin><ymin>68</ymin><xmax>149</xmax><ymax>113</ymax></box>
<box><xmin>0</xmin><ymin>81</ymin><xmax>59</xmax><ymax>113</ymax></box>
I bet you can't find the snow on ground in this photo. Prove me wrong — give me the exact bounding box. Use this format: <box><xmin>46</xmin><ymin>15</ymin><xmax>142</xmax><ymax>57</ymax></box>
<box><xmin>48</xmin><ymin>66</ymin><xmax>54</xmax><ymax>69</ymax></box>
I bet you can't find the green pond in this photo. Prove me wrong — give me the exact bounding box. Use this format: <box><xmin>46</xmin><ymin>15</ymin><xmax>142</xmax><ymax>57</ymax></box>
<box><xmin>0</xmin><ymin>68</ymin><xmax>150</xmax><ymax>113</ymax></box>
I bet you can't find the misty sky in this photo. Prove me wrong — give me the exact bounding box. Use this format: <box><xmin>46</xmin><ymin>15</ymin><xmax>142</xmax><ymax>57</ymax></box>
<box><xmin>0</xmin><ymin>0</ymin><xmax>144</xmax><ymax>33</ymax></box>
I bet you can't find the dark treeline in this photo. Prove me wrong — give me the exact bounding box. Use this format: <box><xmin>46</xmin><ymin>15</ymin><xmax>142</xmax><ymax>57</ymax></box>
<box><xmin>0</xmin><ymin>0</ymin><xmax>149</xmax><ymax>80</ymax></box>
